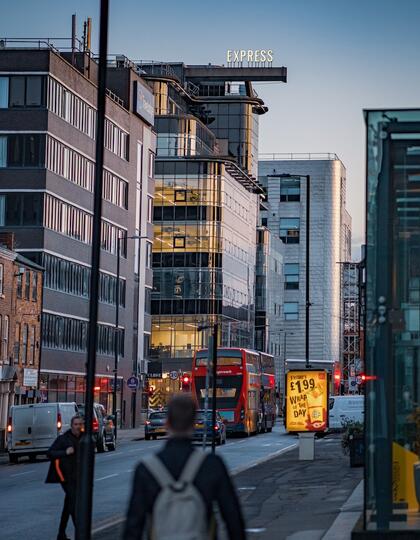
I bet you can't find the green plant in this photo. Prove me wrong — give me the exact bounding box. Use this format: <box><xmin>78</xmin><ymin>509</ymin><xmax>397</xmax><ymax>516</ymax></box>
<box><xmin>341</xmin><ymin>419</ymin><xmax>364</xmax><ymax>454</ymax></box>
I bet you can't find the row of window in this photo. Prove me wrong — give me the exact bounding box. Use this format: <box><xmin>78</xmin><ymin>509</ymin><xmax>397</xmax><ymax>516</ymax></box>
<box><xmin>0</xmin><ymin>134</ymin><xmax>44</xmax><ymax>168</ymax></box>
<box><xmin>42</xmin><ymin>313</ymin><xmax>124</xmax><ymax>357</ymax></box>
<box><xmin>44</xmin><ymin>194</ymin><xmax>127</xmax><ymax>256</ymax></box>
<box><xmin>153</xmin><ymin>205</ymin><xmax>221</xmax><ymax>223</ymax></box>
<box><xmin>104</xmin><ymin>119</ymin><xmax>129</xmax><ymax>160</ymax></box>
<box><xmin>0</xmin><ymin>75</ymin><xmax>45</xmax><ymax>108</ymax></box>
<box><xmin>279</xmin><ymin>218</ymin><xmax>300</xmax><ymax>244</ymax></box>
<box><xmin>14</xmin><ymin>322</ymin><xmax>37</xmax><ymax>366</ymax></box>
<box><xmin>16</xmin><ymin>268</ymin><xmax>38</xmax><ymax>301</ymax></box>
<box><xmin>152</xmin><ymin>299</ymin><xmax>222</xmax><ymax>316</ymax></box>
<box><xmin>48</xmin><ymin>77</ymin><xmax>96</xmax><ymax>138</ymax></box>
<box><xmin>42</xmin><ymin>253</ymin><xmax>126</xmax><ymax>306</ymax></box>
<box><xmin>152</xmin><ymin>252</ymin><xmax>222</xmax><ymax>268</ymax></box>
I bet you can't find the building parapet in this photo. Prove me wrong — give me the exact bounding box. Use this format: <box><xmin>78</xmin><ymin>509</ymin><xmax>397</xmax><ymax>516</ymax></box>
<box><xmin>260</xmin><ymin>152</ymin><xmax>340</xmax><ymax>161</ymax></box>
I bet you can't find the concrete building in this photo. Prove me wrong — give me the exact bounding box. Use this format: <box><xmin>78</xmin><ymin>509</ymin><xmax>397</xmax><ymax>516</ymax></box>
<box><xmin>0</xmin><ymin>42</ymin><xmax>155</xmax><ymax>427</ymax></box>
<box><xmin>259</xmin><ymin>154</ymin><xmax>351</xmax><ymax>366</ymax></box>
<box><xmin>136</xmin><ymin>62</ymin><xmax>287</xmax><ymax>400</ymax></box>
<box><xmin>0</xmin><ymin>233</ymin><xmax>43</xmax><ymax>448</ymax></box>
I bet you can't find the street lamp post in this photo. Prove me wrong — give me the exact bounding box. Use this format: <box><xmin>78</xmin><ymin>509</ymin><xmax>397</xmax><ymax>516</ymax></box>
<box><xmin>76</xmin><ymin>1</ymin><xmax>109</xmax><ymax>538</ymax></box>
<box><xmin>113</xmin><ymin>233</ymin><xmax>149</xmax><ymax>437</ymax></box>
<box><xmin>198</xmin><ymin>322</ymin><xmax>218</xmax><ymax>454</ymax></box>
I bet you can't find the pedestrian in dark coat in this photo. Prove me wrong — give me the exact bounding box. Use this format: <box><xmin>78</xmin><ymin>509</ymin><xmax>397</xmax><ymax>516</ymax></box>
<box><xmin>46</xmin><ymin>415</ymin><xmax>84</xmax><ymax>540</ymax></box>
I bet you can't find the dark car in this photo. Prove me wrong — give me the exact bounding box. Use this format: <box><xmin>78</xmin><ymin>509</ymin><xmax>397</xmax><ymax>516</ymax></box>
<box><xmin>192</xmin><ymin>410</ymin><xmax>227</xmax><ymax>446</ymax></box>
<box><xmin>78</xmin><ymin>403</ymin><xmax>116</xmax><ymax>452</ymax></box>
<box><xmin>145</xmin><ymin>410</ymin><xmax>167</xmax><ymax>440</ymax></box>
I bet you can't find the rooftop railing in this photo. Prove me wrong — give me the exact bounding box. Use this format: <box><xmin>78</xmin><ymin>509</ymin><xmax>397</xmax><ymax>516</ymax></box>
<box><xmin>259</xmin><ymin>152</ymin><xmax>340</xmax><ymax>161</ymax></box>
<box><xmin>0</xmin><ymin>37</ymin><xmax>83</xmax><ymax>52</ymax></box>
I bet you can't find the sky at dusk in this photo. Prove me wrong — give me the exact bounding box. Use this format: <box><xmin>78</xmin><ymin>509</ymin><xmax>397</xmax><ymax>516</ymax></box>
<box><xmin>2</xmin><ymin>0</ymin><xmax>420</xmax><ymax>257</ymax></box>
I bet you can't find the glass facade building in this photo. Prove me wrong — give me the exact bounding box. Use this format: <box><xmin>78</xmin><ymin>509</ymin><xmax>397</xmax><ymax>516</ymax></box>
<box><xmin>139</xmin><ymin>62</ymin><xmax>287</xmax><ymax>383</ymax></box>
<box><xmin>364</xmin><ymin>109</ymin><xmax>420</xmax><ymax>535</ymax></box>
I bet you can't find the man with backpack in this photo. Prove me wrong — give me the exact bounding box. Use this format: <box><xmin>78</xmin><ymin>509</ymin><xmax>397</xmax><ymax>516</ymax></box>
<box><xmin>124</xmin><ymin>394</ymin><xmax>246</xmax><ymax>540</ymax></box>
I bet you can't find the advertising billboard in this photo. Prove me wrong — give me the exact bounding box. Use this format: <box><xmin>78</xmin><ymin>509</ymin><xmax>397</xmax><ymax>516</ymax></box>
<box><xmin>285</xmin><ymin>370</ymin><xmax>328</xmax><ymax>432</ymax></box>
<box><xmin>134</xmin><ymin>81</ymin><xmax>154</xmax><ymax>126</ymax></box>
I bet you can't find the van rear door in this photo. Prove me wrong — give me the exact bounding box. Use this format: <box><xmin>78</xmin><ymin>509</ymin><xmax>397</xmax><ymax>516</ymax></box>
<box><xmin>11</xmin><ymin>406</ymin><xmax>34</xmax><ymax>450</ymax></box>
<box><xmin>32</xmin><ymin>404</ymin><xmax>58</xmax><ymax>450</ymax></box>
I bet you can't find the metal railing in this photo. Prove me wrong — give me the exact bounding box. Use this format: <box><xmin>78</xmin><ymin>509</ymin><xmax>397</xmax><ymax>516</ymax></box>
<box><xmin>259</xmin><ymin>152</ymin><xmax>340</xmax><ymax>161</ymax></box>
<box><xmin>0</xmin><ymin>37</ymin><xmax>83</xmax><ymax>52</ymax></box>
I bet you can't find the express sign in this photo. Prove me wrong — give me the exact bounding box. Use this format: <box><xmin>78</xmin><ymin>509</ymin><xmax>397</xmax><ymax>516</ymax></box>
<box><xmin>285</xmin><ymin>370</ymin><xmax>328</xmax><ymax>432</ymax></box>
<box><xmin>226</xmin><ymin>49</ymin><xmax>273</xmax><ymax>65</ymax></box>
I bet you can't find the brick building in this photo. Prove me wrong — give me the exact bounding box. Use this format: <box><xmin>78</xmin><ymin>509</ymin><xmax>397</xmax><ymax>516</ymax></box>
<box><xmin>0</xmin><ymin>233</ymin><xmax>43</xmax><ymax>448</ymax></box>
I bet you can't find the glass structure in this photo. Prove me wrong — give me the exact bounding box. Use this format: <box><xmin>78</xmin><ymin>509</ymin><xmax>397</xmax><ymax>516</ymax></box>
<box><xmin>364</xmin><ymin>109</ymin><xmax>420</xmax><ymax>534</ymax></box>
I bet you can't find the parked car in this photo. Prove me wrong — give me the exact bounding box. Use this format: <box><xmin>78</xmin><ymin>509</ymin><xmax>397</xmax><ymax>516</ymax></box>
<box><xmin>7</xmin><ymin>402</ymin><xmax>78</xmax><ymax>463</ymax></box>
<box><xmin>192</xmin><ymin>410</ymin><xmax>227</xmax><ymax>446</ymax></box>
<box><xmin>145</xmin><ymin>410</ymin><xmax>167</xmax><ymax>440</ymax></box>
<box><xmin>78</xmin><ymin>403</ymin><xmax>116</xmax><ymax>452</ymax></box>
<box><xmin>329</xmin><ymin>395</ymin><xmax>364</xmax><ymax>431</ymax></box>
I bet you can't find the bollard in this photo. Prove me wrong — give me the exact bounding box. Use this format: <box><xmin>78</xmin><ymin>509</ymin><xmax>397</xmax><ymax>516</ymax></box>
<box><xmin>299</xmin><ymin>432</ymin><xmax>315</xmax><ymax>460</ymax></box>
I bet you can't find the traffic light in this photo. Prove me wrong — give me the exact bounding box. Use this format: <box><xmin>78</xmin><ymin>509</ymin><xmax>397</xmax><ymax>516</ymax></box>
<box><xmin>148</xmin><ymin>384</ymin><xmax>155</xmax><ymax>397</ymax></box>
<box><xmin>181</xmin><ymin>373</ymin><xmax>191</xmax><ymax>392</ymax></box>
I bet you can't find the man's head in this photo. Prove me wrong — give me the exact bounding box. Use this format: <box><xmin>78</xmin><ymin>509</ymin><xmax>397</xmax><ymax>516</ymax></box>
<box><xmin>70</xmin><ymin>415</ymin><xmax>84</xmax><ymax>437</ymax></box>
<box><xmin>166</xmin><ymin>394</ymin><xmax>197</xmax><ymax>437</ymax></box>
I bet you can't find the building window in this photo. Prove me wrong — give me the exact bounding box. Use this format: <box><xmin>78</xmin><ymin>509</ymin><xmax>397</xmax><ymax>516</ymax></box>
<box><xmin>30</xmin><ymin>326</ymin><xmax>36</xmax><ymax>365</ymax></box>
<box><xmin>42</xmin><ymin>313</ymin><xmax>124</xmax><ymax>357</ymax></box>
<box><xmin>32</xmin><ymin>272</ymin><xmax>38</xmax><ymax>301</ymax></box>
<box><xmin>280</xmin><ymin>178</ymin><xmax>300</xmax><ymax>202</ymax></box>
<box><xmin>284</xmin><ymin>302</ymin><xmax>299</xmax><ymax>320</ymax></box>
<box><xmin>148</xmin><ymin>150</ymin><xmax>155</xmax><ymax>178</ymax></box>
<box><xmin>22</xmin><ymin>323</ymin><xmax>29</xmax><ymax>364</ymax></box>
<box><xmin>145</xmin><ymin>242</ymin><xmax>152</xmax><ymax>268</ymax></box>
<box><xmin>0</xmin><ymin>263</ymin><xmax>3</xmax><ymax>295</ymax></box>
<box><xmin>175</xmin><ymin>190</ymin><xmax>186</xmax><ymax>202</ymax></box>
<box><xmin>102</xmin><ymin>168</ymin><xmax>129</xmax><ymax>209</ymax></box>
<box><xmin>16</xmin><ymin>272</ymin><xmax>23</xmax><ymax>298</ymax></box>
<box><xmin>0</xmin><ymin>134</ymin><xmax>45</xmax><ymax>168</ymax></box>
<box><xmin>104</xmin><ymin>119</ymin><xmax>129</xmax><ymax>160</ymax></box>
<box><xmin>173</xmin><ymin>236</ymin><xmax>186</xmax><ymax>249</ymax></box>
<box><xmin>14</xmin><ymin>322</ymin><xmax>20</xmax><ymax>363</ymax></box>
<box><xmin>147</xmin><ymin>196</ymin><xmax>153</xmax><ymax>222</ymax></box>
<box><xmin>2</xmin><ymin>315</ymin><xmax>9</xmax><ymax>362</ymax></box>
<box><xmin>3</xmin><ymin>76</ymin><xmax>45</xmax><ymax>108</ymax></box>
<box><xmin>280</xmin><ymin>218</ymin><xmax>300</xmax><ymax>244</ymax></box>
<box><xmin>0</xmin><ymin>77</ymin><xmax>9</xmax><ymax>108</ymax></box>
<box><xmin>284</xmin><ymin>263</ymin><xmax>300</xmax><ymax>290</ymax></box>
<box><xmin>47</xmin><ymin>77</ymin><xmax>96</xmax><ymax>138</ymax></box>
<box><xmin>0</xmin><ymin>193</ymin><xmax>43</xmax><ymax>226</ymax></box>
<box><xmin>24</xmin><ymin>269</ymin><xmax>30</xmax><ymax>300</ymax></box>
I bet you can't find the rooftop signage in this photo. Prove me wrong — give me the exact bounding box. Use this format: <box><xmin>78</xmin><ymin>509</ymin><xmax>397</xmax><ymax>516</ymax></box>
<box><xmin>226</xmin><ymin>49</ymin><xmax>273</xmax><ymax>66</ymax></box>
<box><xmin>134</xmin><ymin>80</ymin><xmax>154</xmax><ymax>126</ymax></box>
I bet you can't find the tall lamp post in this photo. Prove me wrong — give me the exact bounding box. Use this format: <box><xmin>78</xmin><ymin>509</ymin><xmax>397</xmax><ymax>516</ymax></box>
<box><xmin>198</xmin><ymin>322</ymin><xmax>218</xmax><ymax>453</ymax></box>
<box><xmin>114</xmin><ymin>233</ymin><xmax>149</xmax><ymax>437</ymax></box>
<box><xmin>76</xmin><ymin>1</ymin><xmax>109</xmax><ymax>538</ymax></box>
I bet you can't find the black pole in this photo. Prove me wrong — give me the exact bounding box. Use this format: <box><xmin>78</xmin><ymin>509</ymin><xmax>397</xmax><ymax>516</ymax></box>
<box><xmin>211</xmin><ymin>323</ymin><xmax>218</xmax><ymax>453</ymax></box>
<box><xmin>305</xmin><ymin>175</ymin><xmax>311</xmax><ymax>369</ymax></box>
<box><xmin>113</xmin><ymin>235</ymin><xmax>121</xmax><ymax>438</ymax></box>
<box><xmin>76</xmin><ymin>2</ymin><xmax>109</xmax><ymax>538</ymax></box>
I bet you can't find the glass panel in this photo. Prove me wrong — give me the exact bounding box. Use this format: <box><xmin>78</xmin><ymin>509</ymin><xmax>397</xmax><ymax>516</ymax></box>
<box><xmin>0</xmin><ymin>136</ymin><xmax>6</xmax><ymax>167</ymax></box>
<box><xmin>26</xmin><ymin>76</ymin><xmax>42</xmax><ymax>106</ymax></box>
<box><xmin>9</xmin><ymin>77</ymin><xmax>25</xmax><ymax>107</ymax></box>
<box><xmin>365</xmin><ymin>109</ymin><xmax>420</xmax><ymax>532</ymax></box>
<box><xmin>0</xmin><ymin>77</ymin><xmax>8</xmax><ymax>108</ymax></box>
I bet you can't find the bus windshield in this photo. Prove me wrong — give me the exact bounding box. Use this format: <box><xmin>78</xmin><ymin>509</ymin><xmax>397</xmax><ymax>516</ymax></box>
<box><xmin>194</xmin><ymin>375</ymin><xmax>243</xmax><ymax>408</ymax></box>
<box><xmin>195</xmin><ymin>354</ymin><xmax>243</xmax><ymax>367</ymax></box>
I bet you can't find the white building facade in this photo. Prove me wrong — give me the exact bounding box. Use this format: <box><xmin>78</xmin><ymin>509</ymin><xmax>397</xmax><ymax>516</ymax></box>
<box><xmin>259</xmin><ymin>154</ymin><xmax>351</xmax><ymax>367</ymax></box>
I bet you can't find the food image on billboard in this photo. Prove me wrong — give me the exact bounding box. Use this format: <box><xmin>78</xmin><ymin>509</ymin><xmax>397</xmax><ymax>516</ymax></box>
<box><xmin>286</xmin><ymin>370</ymin><xmax>328</xmax><ymax>432</ymax></box>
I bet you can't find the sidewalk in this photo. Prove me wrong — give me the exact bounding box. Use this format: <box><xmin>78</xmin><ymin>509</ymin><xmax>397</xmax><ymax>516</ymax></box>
<box><xmin>116</xmin><ymin>425</ymin><xmax>145</xmax><ymax>442</ymax></box>
<box><xmin>93</xmin><ymin>435</ymin><xmax>363</xmax><ymax>540</ymax></box>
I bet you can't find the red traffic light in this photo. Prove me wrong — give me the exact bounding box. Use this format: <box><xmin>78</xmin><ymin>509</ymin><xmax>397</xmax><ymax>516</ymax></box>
<box><xmin>334</xmin><ymin>373</ymin><xmax>340</xmax><ymax>381</ymax></box>
<box><xmin>182</xmin><ymin>374</ymin><xmax>190</xmax><ymax>384</ymax></box>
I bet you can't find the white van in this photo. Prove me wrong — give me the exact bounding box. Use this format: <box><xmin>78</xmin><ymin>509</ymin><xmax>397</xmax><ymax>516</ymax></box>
<box><xmin>7</xmin><ymin>402</ymin><xmax>78</xmax><ymax>463</ymax></box>
<box><xmin>329</xmin><ymin>395</ymin><xmax>364</xmax><ymax>430</ymax></box>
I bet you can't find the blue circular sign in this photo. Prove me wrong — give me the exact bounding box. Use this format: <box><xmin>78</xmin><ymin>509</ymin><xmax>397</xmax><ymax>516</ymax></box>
<box><xmin>127</xmin><ymin>376</ymin><xmax>139</xmax><ymax>390</ymax></box>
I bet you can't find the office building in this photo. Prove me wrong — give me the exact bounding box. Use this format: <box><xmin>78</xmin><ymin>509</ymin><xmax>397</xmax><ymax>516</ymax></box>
<box><xmin>361</xmin><ymin>109</ymin><xmax>420</xmax><ymax>536</ymax></box>
<box><xmin>137</xmin><ymin>62</ymin><xmax>287</xmax><ymax>396</ymax></box>
<box><xmin>259</xmin><ymin>154</ymin><xmax>351</xmax><ymax>366</ymax></box>
<box><xmin>0</xmin><ymin>41</ymin><xmax>155</xmax><ymax>427</ymax></box>
<box><xmin>255</xmin><ymin>226</ymin><xmax>284</xmax><ymax>383</ymax></box>
<box><xmin>0</xmin><ymin>233</ymin><xmax>43</xmax><ymax>448</ymax></box>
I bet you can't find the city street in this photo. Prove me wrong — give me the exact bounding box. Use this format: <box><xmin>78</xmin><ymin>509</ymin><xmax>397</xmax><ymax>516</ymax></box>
<box><xmin>0</xmin><ymin>426</ymin><xmax>296</xmax><ymax>539</ymax></box>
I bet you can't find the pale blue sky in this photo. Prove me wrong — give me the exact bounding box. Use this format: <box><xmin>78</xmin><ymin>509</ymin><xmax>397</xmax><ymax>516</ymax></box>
<box><xmin>2</xmin><ymin>0</ymin><xmax>420</xmax><ymax>256</ymax></box>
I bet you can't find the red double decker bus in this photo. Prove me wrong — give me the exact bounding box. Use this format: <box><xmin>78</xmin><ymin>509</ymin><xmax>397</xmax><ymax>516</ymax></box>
<box><xmin>191</xmin><ymin>347</ymin><xmax>276</xmax><ymax>435</ymax></box>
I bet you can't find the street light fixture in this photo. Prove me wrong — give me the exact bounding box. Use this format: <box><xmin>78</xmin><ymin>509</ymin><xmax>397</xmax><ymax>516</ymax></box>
<box><xmin>113</xmin><ymin>233</ymin><xmax>149</xmax><ymax>437</ymax></box>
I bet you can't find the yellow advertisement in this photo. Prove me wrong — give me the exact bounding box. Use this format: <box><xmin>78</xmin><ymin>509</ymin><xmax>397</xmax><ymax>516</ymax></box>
<box><xmin>286</xmin><ymin>370</ymin><xmax>328</xmax><ymax>432</ymax></box>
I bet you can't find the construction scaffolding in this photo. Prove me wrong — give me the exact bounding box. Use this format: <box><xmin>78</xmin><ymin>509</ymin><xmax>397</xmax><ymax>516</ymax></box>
<box><xmin>341</xmin><ymin>262</ymin><xmax>364</xmax><ymax>393</ymax></box>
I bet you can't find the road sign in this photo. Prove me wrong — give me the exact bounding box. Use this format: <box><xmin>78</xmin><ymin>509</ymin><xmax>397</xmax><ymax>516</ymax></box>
<box><xmin>126</xmin><ymin>376</ymin><xmax>139</xmax><ymax>391</ymax></box>
<box><xmin>285</xmin><ymin>370</ymin><xmax>329</xmax><ymax>432</ymax></box>
<box><xmin>169</xmin><ymin>370</ymin><xmax>179</xmax><ymax>380</ymax></box>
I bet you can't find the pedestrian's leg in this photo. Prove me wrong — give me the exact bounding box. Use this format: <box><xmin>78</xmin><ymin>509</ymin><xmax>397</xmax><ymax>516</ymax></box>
<box><xmin>58</xmin><ymin>484</ymin><xmax>70</xmax><ymax>539</ymax></box>
<box><xmin>67</xmin><ymin>483</ymin><xmax>77</xmax><ymax>528</ymax></box>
